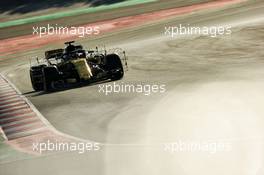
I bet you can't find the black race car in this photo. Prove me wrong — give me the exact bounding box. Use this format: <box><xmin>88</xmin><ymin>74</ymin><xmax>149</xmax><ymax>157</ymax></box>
<box><xmin>30</xmin><ymin>41</ymin><xmax>127</xmax><ymax>91</ymax></box>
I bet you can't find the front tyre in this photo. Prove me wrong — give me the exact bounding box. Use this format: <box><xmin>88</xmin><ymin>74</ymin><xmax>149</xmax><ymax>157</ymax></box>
<box><xmin>104</xmin><ymin>54</ymin><xmax>124</xmax><ymax>81</ymax></box>
<box><xmin>43</xmin><ymin>66</ymin><xmax>60</xmax><ymax>91</ymax></box>
<box><xmin>30</xmin><ymin>65</ymin><xmax>46</xmax><ymax>91</ymax></box>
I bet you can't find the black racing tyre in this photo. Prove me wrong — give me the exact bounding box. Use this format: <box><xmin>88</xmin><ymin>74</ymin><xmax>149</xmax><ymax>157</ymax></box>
<box><xmin>30</xmin><ymin>65</ymin><xmax>45</xmax><ymax>91</ymax></box>
<box><xmin>104</xmin><ymin>54</ymin><xmax>124</xmax><ymax>80</ymax></box>
<box><xmin>43</xmin><ymin>66</ymin><xmax>60</xmax><ymax>91</ymax></box>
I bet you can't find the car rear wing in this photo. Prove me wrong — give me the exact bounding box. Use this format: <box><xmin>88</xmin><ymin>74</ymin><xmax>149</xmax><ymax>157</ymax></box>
<box><xmin>45</xmin><ymin>49</ymin><xmax>64</xmax><ymax>59</ymax></box>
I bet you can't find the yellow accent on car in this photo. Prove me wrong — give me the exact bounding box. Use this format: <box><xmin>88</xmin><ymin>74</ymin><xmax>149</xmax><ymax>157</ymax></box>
<box><xmin>71</xmin><ymin>58</ymin><xmax>93</xmax><ymax>80</ymax></box>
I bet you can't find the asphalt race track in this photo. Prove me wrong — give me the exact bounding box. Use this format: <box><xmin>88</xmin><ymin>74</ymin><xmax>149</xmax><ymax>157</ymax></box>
<box><xmin>1</xmin><ymin>0</ymin><xmax>264</xmax><ymax>174</ymax></box>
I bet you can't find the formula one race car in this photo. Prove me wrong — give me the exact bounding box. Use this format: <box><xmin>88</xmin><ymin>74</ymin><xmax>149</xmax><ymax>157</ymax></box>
<box><xmin>30</xmin><ymin>41</ymin><xmax>127</xmax><ymax>91</ymax></box>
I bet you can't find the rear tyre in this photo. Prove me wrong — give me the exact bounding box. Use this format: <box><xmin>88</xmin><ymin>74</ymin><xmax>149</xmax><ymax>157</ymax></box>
<box><xmin>104</xmin><ymin>54</ymin><xmax>124</xmax><ymax>80</ymax></box>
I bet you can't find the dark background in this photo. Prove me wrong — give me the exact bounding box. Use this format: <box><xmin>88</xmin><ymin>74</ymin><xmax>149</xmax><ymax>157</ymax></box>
<box><xmin>0</xmin><ymin>0</ymin><xmax>126</xmax><ymax>14</ymax></box>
